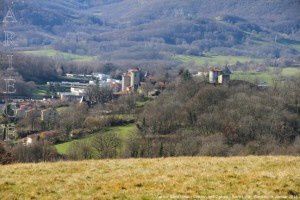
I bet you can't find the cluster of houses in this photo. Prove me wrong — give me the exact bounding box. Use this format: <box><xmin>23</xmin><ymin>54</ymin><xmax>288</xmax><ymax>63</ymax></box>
<box><xmin>1</xmin><ymin>67</ymin><xmax>232</xmax><ymax>119</ymax></box>
<box><xmin>47</xmin><ymin>66</ymin><xmax>234</xmax><ymax>104</ymax></box>
<box><xmin>0</xmin><ymin>99</ymin><xmax>58</xmax><ymax>121</ymax></box>
<box><xmin>0</xmin><ymin>99</ymin><xmax>59</xmax><ymax>141</ymax></box>
<box><xmin>193</xmin><ymin>66</ymin><xmax>232</xmax><ymax>85</ymax></box>
<box><xmin>0</xmin><ymin>66</ymin><xmax>235</xmax><ymax>144</ymax></box>
<box><xmin>47</xmin><ymin>68</ymin><xmax>143</xmax><ymax>102</ymax></box>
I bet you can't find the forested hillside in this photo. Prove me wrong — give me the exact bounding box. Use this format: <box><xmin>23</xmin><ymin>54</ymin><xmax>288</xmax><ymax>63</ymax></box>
<box><xmin>0</xmin><ymin>0</ymin><xmax>299</xmax><ymax>64</ymax></box>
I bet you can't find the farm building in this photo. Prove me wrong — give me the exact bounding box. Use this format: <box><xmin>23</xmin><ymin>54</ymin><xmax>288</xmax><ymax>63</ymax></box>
<box><xmin>209</xmin><ymin>67</ymin><xmax>232</xmax><ymax>84</ymax></box>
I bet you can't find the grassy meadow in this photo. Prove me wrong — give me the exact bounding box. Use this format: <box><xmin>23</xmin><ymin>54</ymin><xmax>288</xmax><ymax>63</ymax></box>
<box><xmin>55</xmin><ymin>124</ymin><xmax>137</xmax><ymax>155</ymax></box>
<box><xmin>174</xmin><ymin>54</ymin><xmax>263</xmax><ymax>66</ymax></box>
<box><xmin>174</xmin><ymin>53</ymin><xmax>300</xmax><ymax>85</ymax></box>
<box><xmin>0</xmin><ymin>156</ymin><xmax>299</xmax><ymax>199</ymax></box>
<box><xmin>21</xmin><ymin>49</ymin><xmax>94</xmax><ymax>62</ymax></box>
<box><xmin>231</xmin><ymin>67</ymin><xmax>300</xmax><ymax>85</ymax></box>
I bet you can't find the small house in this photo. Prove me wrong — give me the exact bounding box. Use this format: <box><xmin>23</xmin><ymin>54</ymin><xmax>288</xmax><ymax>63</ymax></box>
<box><xmin>209</xmin><ymin>67</ymin><xmax>232</xmax><ymax>84</ymax></box>
<box><xmin>218</xmin><ymin>67</ymin><xmax>232</xmax><ymax>84</ymax></box>
<box><xmin>209</xmin><ymin>68</ymin><xmax>222</xmax><ymax>84</ymax></box>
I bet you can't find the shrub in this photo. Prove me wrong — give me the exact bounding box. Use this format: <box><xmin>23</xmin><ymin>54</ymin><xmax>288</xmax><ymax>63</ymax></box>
<box><xmin>66</xmin><ymin>132</ymin><xmax>121</xmax><ymax>160</ymax></box>
<box><xmin>12</xmin><ymin>141</ymin><xmax>59</xmax><ymax>163</ymax></box>
<box><xmin>66</xmin><ymin>140</ymin><xmax>95</xmax><ymax>160</ymax></box>
<box><xmin>0</xmin><ymin>142</ymin><xmax>14</xmax><ymax>165</ymax></box>
<box><xmin>123</xmin><ymin>135</ymin><xmax>142</xmax><ymax>158</ymax></box>
<box><xmin>84</xmin><ymin>116</ymin><xmax>106</xmax><ymax>130</ymax></box>
<box><xmin>228</xmin><ymin>144</ymin><xmax>246</xmax><ymax>156</ymax></box>
<box><xmin>199</xmin><ymin>133</ymin><xmax>229</xmax><ymax>156</ymax></box>
<box><xmin>174</xmin><ymin>136</ymin><xmax>200</xmax><ymax>156</ymax></box>
<box><xmin>70</xmin><ymin>129</ymin><xmax>89</xmax><ymax>139</ymax></box>
<box><xmin>92</xmin><ymin>132</ymin><xmax>121</xmax><ymax>159</ymax></box>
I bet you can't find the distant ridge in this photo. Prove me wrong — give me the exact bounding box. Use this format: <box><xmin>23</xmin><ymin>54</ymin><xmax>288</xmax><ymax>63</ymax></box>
<box><xmin>0</xmin><ymin>0</ymin><xmax>299</xmax><ymax>63</ymax></box>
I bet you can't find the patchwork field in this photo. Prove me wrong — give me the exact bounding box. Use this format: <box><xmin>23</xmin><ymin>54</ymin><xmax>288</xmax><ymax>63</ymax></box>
<box><xmin>231</xmin><ymin>67</ymin><xmax>300</xmax><ymax>85</ymax></box>
<box><xmin>174</xmin><ymin>54</ymin><xmax>263</xmax><ymax>66</ymax></box>
<box><xmin>174</xmin><ymin>54</ymin><xmax>300</xmax><ymax>85</ymax></box>
<box><xmin>0</xmin><ymin>156</ymin><xmax>299</xmax><ymax>199</ymax></box>
<box><xmin>21</xmin><ymin>49</ymin><xmax>95</xmax><ymax>62</ymax></box>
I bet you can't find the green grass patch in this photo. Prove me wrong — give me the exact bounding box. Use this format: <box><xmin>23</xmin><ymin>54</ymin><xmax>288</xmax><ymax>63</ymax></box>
<box><xmin>55</xmin><ymin>142</ymin><xmax>71</xmax><ymax>156</ymax></box>
<box><xmin>21</xmin><ymin>49</ymin><xmax>94</xmax><ymax>62</ymax></box>
<box><xmin>174</xmin><ymin>54</ymin><xmax>263</xmax><ymax>66</ymax></box>
<box><xmin>56</xmin><ymin>107</ymin><xmax>69</xmax><ymax>114</ymax></box>
<box><xmin>232</xmin><ymin>71</ymin><xmax>273</xmax><ymax>84</ymax></box>
<box><xmin>231</xmin><ymin>67</ymin><xmax>300</xmax><ymax>85</ymax></box>
<box><xmin>33</xmin><ymin>89</ymin><xmax>48</xmax><ymax>96</ymax></box>
<box><xmin>32</xmin><ymin>85</ymin><xmax>50</xmax><ymax>96</ymax></box>
<box><xmin>55</xmin><ymin>124</ymin><xmax>137</xmax><ymax>155</ymax></box>
<box><xmin>281</xmin><ymin>67</ymin><xmax>300</xmax><ymax>77</ymax></box>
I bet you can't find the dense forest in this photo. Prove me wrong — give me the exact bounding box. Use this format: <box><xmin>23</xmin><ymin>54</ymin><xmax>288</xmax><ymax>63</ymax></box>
<box><xmin>0</xmin><ymin>0</ymin><xmax>299</xmax><ymax>64</ymax></box>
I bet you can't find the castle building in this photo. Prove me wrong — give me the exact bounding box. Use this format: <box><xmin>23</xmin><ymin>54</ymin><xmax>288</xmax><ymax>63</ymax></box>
<box><xmin>122</xmin><ymin>68</ymin><xmax>141</xmax><ymax>91</ymax></box>
<box><xmin>209</xmin><ymin>67</ymin><xmax>232</xmax><ymax>84</ymax></box>
<box><xmin>209</xmin><ymin>69</ymin><xmax>222</xmax><ymax>84</ymax></box>
<box><xmin>122</xmin><ymin>73</ymin><xmax>131</xmax><ymax>91</ymax></box>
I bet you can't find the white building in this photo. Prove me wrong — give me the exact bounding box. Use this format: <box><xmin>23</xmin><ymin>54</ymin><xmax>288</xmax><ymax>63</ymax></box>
<box><xmin>58</xmin><ymin>92</ymin><xmax>84</xmax><ymax>102</ymax></box>
<box><xmin>92</xmin><ymin>73</ymin><xmax>110</xmax><ymax>81</ymax></box>
<box><xmin>122</xmin><ymin>68</ymin><xmax>141</xmax><ymax>91</ymax></box>
<box><xmin>70</xmin><ymin>87</ymin><xmax>86</xmax><ymax>96</ymax></box>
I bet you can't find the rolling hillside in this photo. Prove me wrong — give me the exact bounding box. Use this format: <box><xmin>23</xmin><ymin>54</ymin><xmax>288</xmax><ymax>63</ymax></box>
<box><xmin>0</xmin><ymin>0</ymin><xmax>299</xmax><ymax>64</ymax></box>
<box><xmin>55</xmin><ymin>124</ymin><xmax>137</xmax><ymax>155</ymax></box>
<box><xmin>0</xmin><ymin>156</ymin><xmax>299</xmax><ymax>199</ymax></box>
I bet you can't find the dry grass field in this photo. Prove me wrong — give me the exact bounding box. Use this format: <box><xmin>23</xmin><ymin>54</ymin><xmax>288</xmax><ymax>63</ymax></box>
<box><xmin>0</xmin><ymin>156</ymin><xmax>299</xmax><ymax>199</ymax></box>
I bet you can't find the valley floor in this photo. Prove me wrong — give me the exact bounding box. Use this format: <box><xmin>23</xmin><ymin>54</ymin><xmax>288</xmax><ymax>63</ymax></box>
<box><xmin>0</xmin><ymin>156</ymin><xmax>299</xmax><ymax>199</ymax></box>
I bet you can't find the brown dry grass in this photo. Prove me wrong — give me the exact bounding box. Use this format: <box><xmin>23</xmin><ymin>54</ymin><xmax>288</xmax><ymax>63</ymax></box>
<box><xmin>0</xmin><ymin>156</ymin><xmax>299</xmax><ymax>199</ymax></box>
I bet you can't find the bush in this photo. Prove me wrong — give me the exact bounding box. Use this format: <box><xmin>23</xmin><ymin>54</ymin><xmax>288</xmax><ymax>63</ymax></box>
<box><xmin>84</xmin><ymin>116</ymin><xmax>107</xmax><ymax>130</ymax></box>
<box><xmin>92</xmin><ymin>132</ymin><xmax>121</xmax><ymax>159</ymax></box>
<box><xmin>0</xmin><ymin>142</ymin><xmax>14</xmax><ymax>165</ymax></box>
<box><xmin>228</xmin><ymin>144</ymin><xmax>246</xmax><ymax>156</ymax></box>
<box><xmin>198</xmin><ymin>133</ymin><xmax>229</xmax><ymax>156</ymax></box>
<box><xmin>70</xmin><ymin>129</ymin><xmax>89</xmax><ymax>139</ymax></box>
<box><xmin>66</xmin><ymin>132</ymin><xmax>121</xmax><ymax>160</ymax></box>
<box><xmin>123</xmin><ymin>135</ymin><xmax>143</xmax><ymax>158</ymax></box>
<box><xmin>124</xmin><ymin>133</ymin><xmax>229</xmax><ymax>158</ymax></box>
<box><xmin>12</xmin><ymin>141</ymin><xmax>59</xmax><ymax>163</ymax></box>
<box><xmin>174</xmin><ymin>136</ymin><xmax>200</xmax><ymax>156</ymax></box>
<box><xmin>84</xmin><ymin>115</ymin><xmax>133</xmax><ymax>131</ymax></box>
<box><xmin>293</xmin><ymin>136</ymin><xmax>300</xmax><ymax>153</ymax></box>
<box><xmin>66</xmin><ymin>140</ymin><xmax>95</xmax><ymax>160</ymax></box>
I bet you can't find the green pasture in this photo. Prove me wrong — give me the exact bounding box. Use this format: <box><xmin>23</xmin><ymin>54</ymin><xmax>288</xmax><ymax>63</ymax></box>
<box><xmin>55</xmin><ymin>124</ymin><xmax>137</xmax><ymax>155</ymax></box>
